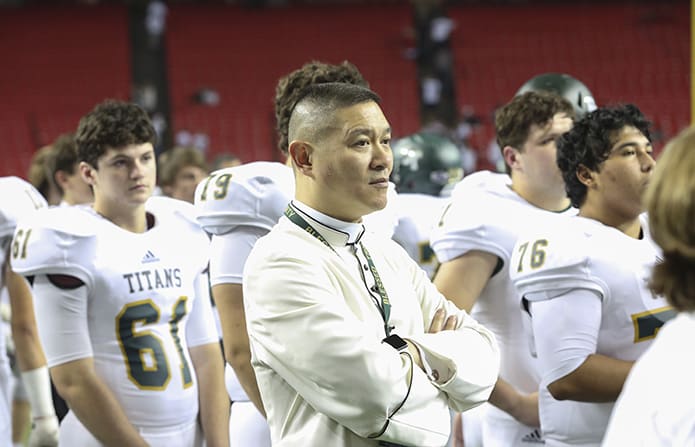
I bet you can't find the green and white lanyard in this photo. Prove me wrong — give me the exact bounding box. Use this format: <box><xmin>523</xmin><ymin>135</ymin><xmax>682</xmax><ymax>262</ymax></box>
<box><xmin>285</xmin><ymin>204</ymin><xmax>392</xmax><ymax>336</ymax></box>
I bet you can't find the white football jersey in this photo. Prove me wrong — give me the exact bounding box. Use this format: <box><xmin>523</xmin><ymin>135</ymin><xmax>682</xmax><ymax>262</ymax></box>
<box><xmin>430</xmin><ymin>171</ymin><xmax>576</xmax><ymax>444</ymax></box>
<box><xmin>194</xmin><ymin>162</ymin><xmax>293</xmax><ymax>403</ymax></box>
<box><xmin>11</xmin><ymin>196</ymin><xmax>218</xmax><ymax>429</ymax></box>
<box><xmin>0</xmin><ymin>177</ymin><xmax>47</xmax><ymax>367</ymax></box>
<box><xmin>392</xmin><ymin>193</ymin><xmax>449</xmax><ymax>278</ymax></box>
<box><xmin>431</xmin><ymin>171</ymin><xmax>576</xmax><ymax>394</ymax></box>
<box><xmin>510</xmin><ymin>214</ymin><xmax>674</xmax><ymax>446</ymax></box>
<box><xmin>0</xmin><ymin>177</ymin><xmax>47</xmax><ymax>279</ymax></box>
<box><xmin>195</xmin><ymin>162</ymin><xmax>295</xmax><ymax>236</ymax></box>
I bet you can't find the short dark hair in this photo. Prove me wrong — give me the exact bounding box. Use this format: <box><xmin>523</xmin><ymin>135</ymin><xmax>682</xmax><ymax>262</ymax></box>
<box><xmin>495</xmin><ymin>91</ymin><xmax>575</xmax><ymax>175</ymax></box>
<box><xmin>275</xmin><ymin>61</ymin><xmax>368</xmax><ymax>156</ymax></box>
<box><xmin>50</xmin><ymin>132</ymin><xmax>78</xmax><ymax>194</ymax></box>
<box><xmin>293</xmin><ymin>82</ymin><xmax>380</xmax><ymax>115</ymax></box>
<box><xmin>557</xmin><ymin>104</ymin><xmax>652</xmax><ymax>208</ymax></box>
<box><xmin>289</xmin><ymin>83</ymin><xmax>382</xmax><ymax>145</ymax></box>
<box><xmin>27</xmin><ymin>145</ymin><xmax>57</xmax><ymax>201</ymax></box>
<box><xmin>158</xmin><ymin>146</ymin><xmax>208</xmax><ymax>187</ymax></box>
<box><xmin>76</xmin><ymin>100</ymin><xmax>156</xmax><ymax>168</ymax></box>
<box><xmin>52</xmin><ymin>132</ymin><xmax>78</xmax><ymax>174</ymax></box>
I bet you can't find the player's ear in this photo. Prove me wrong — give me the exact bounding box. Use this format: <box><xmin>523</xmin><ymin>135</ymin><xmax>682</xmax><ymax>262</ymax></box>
<box><xmin>54</xmin><ymin>170</ymin><xmax>68</xmax><ymax>190</ymax></box>
<box><xmin>79</xmin><ymin>161</ymin><xmax>97</xmax><ymax>186</ymax></box>
<box><xmin>502</xmin><ymin>145</ymin><xmax>521</xmax><ymax>172</ymax></box>
<box><xmin>289</xmin><ymin>140</ymin><xmax>314</xmax><ymax>177</ymax></box>
<box><xmin>576</xmin><ymin>164</ymin><xmax>594</xmax><ymax>188</ymax></box>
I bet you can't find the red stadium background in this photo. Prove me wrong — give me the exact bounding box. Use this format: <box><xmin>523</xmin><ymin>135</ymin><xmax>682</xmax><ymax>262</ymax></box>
<box><xmin>0</xmin><ymin>0</ymin><xmax>689</xmax><ymax>177</ymax></box>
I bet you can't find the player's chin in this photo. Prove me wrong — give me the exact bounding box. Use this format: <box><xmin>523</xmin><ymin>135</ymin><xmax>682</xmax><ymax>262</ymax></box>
<box><xmin>368</xmin><ymin>193</ymin><xmax>389</xmax><ymax>212</ymax></box>
<box><xmin>128</xmin><ymin>186</ymin><xmax>152</xmax><ymax>202</ymax></box>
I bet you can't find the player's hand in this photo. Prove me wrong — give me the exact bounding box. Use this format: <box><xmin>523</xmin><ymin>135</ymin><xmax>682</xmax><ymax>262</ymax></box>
<box><xmin>27</xmin><ymin>415</ymin><xmax>59</xmax><ymax>447</ymax></box>
<box><xmin>428</xmin><ymin>307</ymin><xmax>458</xmax><ymax>333</ymax></box>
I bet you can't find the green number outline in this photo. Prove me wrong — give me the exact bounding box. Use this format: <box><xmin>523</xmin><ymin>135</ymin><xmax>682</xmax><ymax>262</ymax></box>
<box><xmin>116</xmin><ymin>297</ymin><xmax>192</xmax><ymax>390</ymax></box>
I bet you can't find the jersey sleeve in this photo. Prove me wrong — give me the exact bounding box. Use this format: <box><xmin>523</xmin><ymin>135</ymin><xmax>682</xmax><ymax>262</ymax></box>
<box><xmin>510</xmin><ymin>222</ymin><xmax>607</xmax><ymax>303</ymax></box>
<box><xmin>209</xmin><ymin>226</ymin><xmax>267</xmax><ymax>286</ymax></box>
<box><xmin>194</xmin><ymin>163</ymin><xmax>293</xmax><ymax>236</ymax></box>
<box><xmin>529</xmin><ymin>289</ymin><xmax>602</xmax><ymax>386</ymax></box>
<box><xmin>185</xmin><ymin>270</ymin><xmax>220</xmax><ymax>348</ymax></box>
<box><xmin>430</xmin><ymin>176</ymin><xmax>512</xmax><ymax>263</ymax></box>
<box><xmin>32</xmin><ymin>275</ymin><xmax>93</xmax><ymax>367</ymax></box>
<box><xmin>10</xmin><ymin>207</ymin><xmax>97</xmax><ymax>287</ymax></box>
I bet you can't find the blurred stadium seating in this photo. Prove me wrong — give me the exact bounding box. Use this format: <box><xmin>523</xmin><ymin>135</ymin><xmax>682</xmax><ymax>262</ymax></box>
<box><xmin>0</xmin><ymin>0</ymin><xmax>688</xmax><ymax>177</ymax></box>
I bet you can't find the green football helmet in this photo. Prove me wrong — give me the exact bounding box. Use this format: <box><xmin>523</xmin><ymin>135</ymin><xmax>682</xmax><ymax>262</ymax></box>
<box><xmin>516</xmin><ymin>73</ymin><xmax>597</xmax><ymax>118</ymax></box>
<box><xmin>390</xmin><ymin>132</ymin><xmax>463</xmax><ymax>196</ymax></box>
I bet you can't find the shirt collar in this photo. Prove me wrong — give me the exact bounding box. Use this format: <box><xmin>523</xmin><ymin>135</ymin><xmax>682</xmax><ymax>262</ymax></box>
<box><xmin>291</xmin><ymin>200</ymin><xmax>365</xmax><ymax>246</ymax></box>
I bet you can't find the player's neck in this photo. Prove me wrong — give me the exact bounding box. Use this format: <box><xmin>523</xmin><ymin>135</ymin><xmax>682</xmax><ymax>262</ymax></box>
<box><xmin>93</xmin><ymin>200</ymin><xmax>148</xmax><ymax>233</ymax></box>
<box><xmin>578</xmin><ymin>203</ymin><xmax>643</xmax><ymax>239</ymax></box>
<box><xmin>62</xmin><ymin>192</ymin><xmax>80</xmax><ymax>206</ymax></box>
<box><xmin>511</xmin><ymin>180</ymin><xmax>570</xmax><ymax>212</ymax></box>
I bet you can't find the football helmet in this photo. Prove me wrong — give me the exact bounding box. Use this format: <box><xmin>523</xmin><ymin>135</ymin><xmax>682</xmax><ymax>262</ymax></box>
<box><xmin>390</xmin><ymin>132</ymin><xmax>463</xmax><ymax>196</ymax></box>
<box><xmin>516</xmin><ymin>73</ymin><xmax>597</xmax><ymax>118</ymax></box>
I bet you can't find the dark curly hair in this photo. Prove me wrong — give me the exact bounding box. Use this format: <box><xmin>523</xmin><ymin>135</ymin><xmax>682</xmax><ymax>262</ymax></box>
<box><xmin>494</xmin><ymin>91</ymin><xmax>575</xmax><ymax>175</ymax></box>
<box><xmin>274</xmin><ymin>61</ymin><xmax>368</xmax><ymax>156</ymax></box>
<box><xmin>76</xmin><ymin>100</ymin><xmax>156</xmax><ymax>168</ymax></box>
<box><xmin>557</xmin><ymin>104</ymin><xmax>652</xmax><ymax>208</ymax></box>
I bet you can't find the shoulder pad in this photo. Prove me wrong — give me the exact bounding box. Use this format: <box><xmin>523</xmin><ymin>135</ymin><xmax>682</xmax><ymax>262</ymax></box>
<box><xmin>194</xmin><ymin>162</ymin><xmax>294</xmax><ymax>235</ymax></box>
<box><xmin>146</xmin><ymin>195</ymin><xmax>200</xmax><ymax>228</ymax></box>
<box><xmin>451</xmin><ymin>171</ymin><xmax>510</xmax><ymax>198</ymax></box>
<box><xmin>431</xmin><ymin>173</ymin><xmax>515</xmax><ymax>260</ymax></box>
<box><xmin>0</xmin><ymin>177</ymin><xmax>48</xmax><ymax>239</ymax></box>
<box><xmin>11</xmin><ymin>207</ymin><xmax>98</xmax><ymax>285</ymax></box>
<box><xmin>510</xmin><ymin>219</ymin><xmax>603</xmax><ymax>300</ymax></box>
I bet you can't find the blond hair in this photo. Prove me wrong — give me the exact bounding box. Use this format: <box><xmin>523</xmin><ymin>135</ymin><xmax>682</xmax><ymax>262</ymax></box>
<box><xmin>646</xmin><ymin>125</ymin><xmax>695</xmax><ymax>311</ymax></box>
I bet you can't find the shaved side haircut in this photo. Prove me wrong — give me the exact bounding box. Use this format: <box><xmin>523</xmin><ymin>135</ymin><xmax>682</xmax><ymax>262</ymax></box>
<box><xmin>275</xmin><ymin>61</ymin><xmax>369</xmax><ymax>155</ymax></box>
<box><xmin>288</xmin><ymin>82</ymin><xmax>381</xmax><ymax>145</ymax></box>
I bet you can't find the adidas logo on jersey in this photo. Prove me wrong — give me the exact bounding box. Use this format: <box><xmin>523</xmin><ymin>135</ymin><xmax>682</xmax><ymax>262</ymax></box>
<box><xmin>141</xmin><ymin>250</ymin><xmax>160</xmax><ymax>264</ymax></box>
<box><xmin>521</xmin><ymin>429</ymin><xmax>545</xmax><ymax>444</ymax></box>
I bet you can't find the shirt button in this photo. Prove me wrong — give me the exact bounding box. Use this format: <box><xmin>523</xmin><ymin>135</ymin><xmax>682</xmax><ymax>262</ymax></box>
<box><xmin>363</xmin><ymin>264</ymin><xmax>369</xmax><ymax>270</ymax></box>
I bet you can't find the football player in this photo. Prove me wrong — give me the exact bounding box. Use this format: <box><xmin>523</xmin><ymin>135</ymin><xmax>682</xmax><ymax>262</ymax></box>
<box><xmin>12</xmin><ymin>100</ymin><xmax>228</xmax><ymax>447</ymax></box>
<box><xmin>510</xmin><ymin>104</ymin><xmax>670</xmax><ymax>446</ymax></box>
<box><xmin>50</xmin><ymin>132</ymin><xmax>94</xmax><ymax>206</ymax></box>
<box><xmin>431</xmin><ymin>78</ymin><xmax>589</xmax><ymax>446</ymax></box>
<box><xmin>0</xmin><ymin>176</ymin><xmax>59</xmax><ymax>447</ymax></box>
<box><xmin>603</xmin><ymin>124</ymin><xmax>695</xmax><ymax>446</ymax></box>
<box><xmin>390</xmin><ymin>132</ymin><xmax>463</xmax><ymax>278</ymax></box>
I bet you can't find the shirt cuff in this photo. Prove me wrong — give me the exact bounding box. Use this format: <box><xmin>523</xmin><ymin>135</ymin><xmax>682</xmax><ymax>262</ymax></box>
<box><xmin>407</xmin><ymin>339</ymin><xmax>454</xmax><ymax>385</ymax></box>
